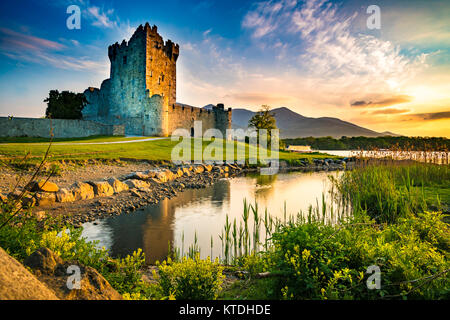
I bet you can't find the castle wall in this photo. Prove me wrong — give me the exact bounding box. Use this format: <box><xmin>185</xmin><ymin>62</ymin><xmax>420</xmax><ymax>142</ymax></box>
<box><xmin>82</xmin><ymin>23</ymin><xmax>231</xmax><ymax>138</ymax></box>
<box><xmin>167</xmin><ymin>104</ymin><xmax>232</xmax><ymax>137</ymax></box>
<box><xmin>0</xmin><ymin>117</ymin><xmax>124</xmax><ymax>138</ymax></box>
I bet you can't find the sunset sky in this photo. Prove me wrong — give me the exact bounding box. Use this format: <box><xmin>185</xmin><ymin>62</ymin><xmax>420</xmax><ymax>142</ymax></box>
<box><xmin>0</xmin><ymin>0</ymin><xmax>449</xmax><ymax>137</ymax></box>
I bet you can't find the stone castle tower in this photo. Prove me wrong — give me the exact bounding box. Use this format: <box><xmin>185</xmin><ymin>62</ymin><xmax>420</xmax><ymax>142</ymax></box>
<box><xmin>83</xmin><ymin>22</ymin><xmax>231</xmax><ymax>137</ymax></box>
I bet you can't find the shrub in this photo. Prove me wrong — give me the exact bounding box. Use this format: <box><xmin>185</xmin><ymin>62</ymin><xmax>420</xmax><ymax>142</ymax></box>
<box><xmin>265</xmin><ymin>213</ymin><xmax>449</xmax><ymax>300</ymax></box>
<box><xmin>157</xmin><ymin>254</ymin><xmax>225</xmax><ymax>300</ymax></box>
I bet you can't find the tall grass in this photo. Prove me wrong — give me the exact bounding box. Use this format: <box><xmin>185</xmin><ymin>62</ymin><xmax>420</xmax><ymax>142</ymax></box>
<box><xmin>330</xmin><ymin>161</ymin><xmax>449</xmax><ymax>223</ymax></box>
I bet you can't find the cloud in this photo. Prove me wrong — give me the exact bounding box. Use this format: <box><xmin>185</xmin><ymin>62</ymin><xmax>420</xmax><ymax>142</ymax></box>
<box><xmin>242</xmin><ymin>0</ymin><xmax>427</xmax><ymax>92</ymax></box>
<box><xmin>86</xmin><ymin>6</ymin><xmax>116</xmax><ymax>28</ymax></box>
<box><xmin>0</xmin><ymin>28</ymin><xmax>65</xmax><ymax>51</ymax></box>
<box><xmin>370</xmin><ymin>108</ymin><xmax>410</xmax><ymax>115</ymax></box>
<box><xmin>223</xmin><ymin>92</ymin><xmax>294</xmax><ymax>105</ymax></box>
<box><xmin>242</xmin><ymin>0</ymin><xmax>295</xmax><ymax>39</ymax></box>
<box><xmin>350</xmin><ymin>95</ymin><xmax>413</xmax><ymax>108</ymax></box>
<box><xmin>0</xmin><ymin>27</ymin><xmax>107</xmax><ymax>73</ymax></box>
<box><xmin>401</xmin><ymin>111</ymin><xmax>450</xmax><ymax>121</ymax></box>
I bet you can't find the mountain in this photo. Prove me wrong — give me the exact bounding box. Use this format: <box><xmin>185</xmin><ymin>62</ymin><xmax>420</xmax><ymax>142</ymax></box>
<box><xmin>230</xmin><ymin>107</ymin><xmax>393</xmax><ymax>139</ymax></box>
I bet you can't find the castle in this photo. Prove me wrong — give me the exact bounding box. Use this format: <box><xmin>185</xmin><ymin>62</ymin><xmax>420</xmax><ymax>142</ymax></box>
<box><xmin>82</xmin><ymin>23</ymin><xmax>232</xmax><ymax>137</ymax></box>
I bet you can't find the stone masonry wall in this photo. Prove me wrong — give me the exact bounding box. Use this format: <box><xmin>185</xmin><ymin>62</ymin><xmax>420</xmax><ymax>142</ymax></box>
<box><xmin>82</xmin><ymin>23</ymin><xmax>231</xmax><ymax>138</ymax></box>
<box><xmin>0</xmin><ymin>117</ymin><xmax>124</xmax><ymax>138</ymax></box>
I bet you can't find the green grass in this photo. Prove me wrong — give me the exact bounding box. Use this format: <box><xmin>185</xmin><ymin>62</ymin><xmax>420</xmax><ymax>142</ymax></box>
<box><xmin>0</xmin><ymin>136</ymin><xmax>339</xmax><ymax>163</ymax></box>
<box><xmin>331</xmin><ymin>162</ymin><xmax>450</xmax><ymax>223</ymax></box>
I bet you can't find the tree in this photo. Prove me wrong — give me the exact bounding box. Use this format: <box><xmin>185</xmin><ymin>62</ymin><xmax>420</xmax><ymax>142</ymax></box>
<box><xmin>248</xmin><ymin>105</ymin><xmax>277</xmax><ymax>132</ymax></box>
<box><xmin>248</xmin><ymin>105</ymin><xmax>279</xmax><ymax>148</ymax></box>
<box><xmin>44</xmin><ymin>90</ymin><xmax>87</xmax><ymax>119</ymax></box>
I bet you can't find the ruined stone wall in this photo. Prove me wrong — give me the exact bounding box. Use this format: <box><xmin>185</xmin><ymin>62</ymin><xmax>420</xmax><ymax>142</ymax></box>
<box><xmin>167</xmin><ymin>104</ymin><xmax>215</xmax><ymax>136</ymax></box>
<box><xmin>166</xmin><ymin>104</ymin><xmax>232</xmax><ymax>137</ymax></box>
<box><xmin>0</xmin><ymin>117</ymin><xmax>124</xmax><ymax>138</ymax></box>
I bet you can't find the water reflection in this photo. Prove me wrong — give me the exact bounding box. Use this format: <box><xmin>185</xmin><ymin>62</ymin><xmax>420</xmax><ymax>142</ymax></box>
<box><xmin>82</xmin><ymin>171</ymin><xmax>339</xmax><ymax>264</ymax></box>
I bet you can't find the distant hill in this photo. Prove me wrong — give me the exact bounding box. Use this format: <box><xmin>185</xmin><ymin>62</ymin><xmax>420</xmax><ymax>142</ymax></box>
<box><xmin>228</xmin><ymin>106</ymin><xmax>395</xmax><ymax>138</ymax></box>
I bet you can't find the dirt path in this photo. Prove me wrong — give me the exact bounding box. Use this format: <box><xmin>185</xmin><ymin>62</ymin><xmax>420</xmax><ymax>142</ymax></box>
<box><xmin>0</xmin><ymin>137</ymin><xmax>168</xmax><ymax>146</ymax></box>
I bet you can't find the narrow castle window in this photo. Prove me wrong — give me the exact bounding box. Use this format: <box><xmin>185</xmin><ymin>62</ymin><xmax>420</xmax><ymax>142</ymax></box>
<box><xmin>123</xmin><ymin>56</ymin><xmax>127</xmax><ymax>65</ymax></box>
<box><xmin>161</xmin><ymin>74</ymin><xmax>165</xmax><ymax>82</ymax></box>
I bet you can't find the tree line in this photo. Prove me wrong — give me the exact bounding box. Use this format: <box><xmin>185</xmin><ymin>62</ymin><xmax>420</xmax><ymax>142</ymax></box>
<box><xmin>283</xmin><ymin>136</ymin><xmax>450</xmax><ymax>151</ymax></box>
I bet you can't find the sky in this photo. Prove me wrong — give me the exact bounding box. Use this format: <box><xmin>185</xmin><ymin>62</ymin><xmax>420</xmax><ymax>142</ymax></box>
<box><xmin>0</xmin><ymin>0</ymin><xmax>449</xmax><ymax>137</ymax></box>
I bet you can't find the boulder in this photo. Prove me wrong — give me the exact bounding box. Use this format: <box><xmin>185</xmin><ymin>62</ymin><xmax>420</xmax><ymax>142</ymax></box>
<box><xmin>56</xmin><ymin>188</ymin><xmax>75</xmax><ymax>203</ymax></box>
<box><xmin>24</xmin><ymin>247</ymin><xmax>63</xmax><ymax>274</ymax></box>
<box><xmin>124</xmin><ymin>179</ymin><xmax>150</xmax><ymax>190</ymax></box>
<box><xmin>107</xmin><ymin>178</ymin><xmax>129</xmax><ymax>193</ymax></box>
<box><xmin>23</xmin><ymin>248</ymin><xmax>122</xmax><ymax>300</ymax></box>
<box><xmin>182</xmin><ymin>167</ymin><xmax>191</xmax><ymax>176</ymax></box>
<box><xmin>34</xmin><ymin>192</ymin><xmax>56</xmax><ymax>206</ymax></box>
<box><xmin>194</xmin><ymin>165</ymin><xmax>205</xmax><ymax>174</ymax></box>
<box><xmin>124</xmin><ymin>171</ymin><xmax>155</xmax><ymax>181</ymax></box>
<box><xmin>0</xmin><ymin>193</ymin><xmax>7</xmax><ymax>203</ymax></box>
<box><xmin>30</xmin><ymin>180</ymin><xmax>59</xmax><ymax>193</ymax></box>
<box><xmin>64</xmin><ymin>266</ymin><xmax>123</xmax><ymax>300</ymax></box>
<box><xmin>155</xmin><ymin>170</ymin><xmax>176</xmax><ymax>183</ymax></box>
<box><xmin>171</xmin><ymin>168</ymin><xmax>184</xmax><ymax>178</ymax></box>
<box><xmin>88</xmin><ymin>181</ymin><xmax>114</xmax><ymax>197</ymax></box>
<box><xmin>33</xmin><ymin>210</ymin><xmax>47</xmax><ymax>221</ymax></box>
<box><xmin>202</xmin><ymin>164</ymin><xmax>213</xmax><ymax>172</ymax></box>
<box><xmin>71</xmin><ymin>182</ymin><xmax>95</xmax><ymax>201</ymax></box>
<box><xmin>0</xmin><ymin>247</ymin><xmax>59</xmax><ymax>300</ymax></box>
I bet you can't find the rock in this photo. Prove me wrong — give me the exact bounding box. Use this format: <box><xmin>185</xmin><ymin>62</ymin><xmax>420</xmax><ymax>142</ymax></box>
<box><xmin>22</xmin><ymin>195</ymin><xmax>36</xmax><ymax>208</ymax></box>
<box><xmin>107</xmin><ymin>178</ymin><xmax>129</xmax><ymax>193</ymax></box>
<box><xmin>64</xmin><ymin>266</ymin><xmax>123</xmax><ymax>300</ymax></box>
<box><xmin>154</xmin><ymin>170</ymin><xmax>176</xmax><ymax>183</ymax></box>
<box><xmin>171</xmin><ymin>168</ymin><xmax>184</xmax><ymax>178</ymax></box>
<box><xmin>33</xmin><ymin>210</ymin><xmax>47</xmax><ymax>221</ymax></box>
<box><xmin>56</xmin><ymin>188</ymin><xmax>75</xmax><ymax>203</ymax></box>
<box><xmin>23</xmin><ymin>248</ymin><xmax>122</xmax><ymax>300</ymax></box>
<box><xmin>24</xmin><ymin>248</ymin><xmax>63</xmax><ymax>274</ymax></box>
<box><xmin>194</xmin><ymin>165</ymin><xmax>205</xmax><ymax>174</ymax></box>
<box><xmin>124</xmin><ymin>171</ymin><xmax>155</xmax><ymax>181</ymax></box>
<box><xmin>0</xmin><ymin>247</ymin><xmax>59</xmax><ymax>300</ymax></box>
<box><xmin>88</xmin><ymin>181</ymin><xmax>114</xmax><ymax>197</ymax></box>
<box><xmin>130</xmin><ymin>189</ymin><xmax>141</xmax><ymax>197</ymax></box>
<box><xmin>182</xmin><ymin>167</ymin><xmax>191</xmax><ymax>176</ymax></box>
<box><xmin>34</xmin><ymin>192</ymin><xmax>56</xmax><ymax>206</ymax></box>
<box><xmin>124</xmin><ymin>179</ymin><xmax>150</xmax><ymax>190</ymax></box>
<box><xmin>0</xmin><ymin>193</ymin><xmax>7</xmax><ymax>203</ymax></box>
<box><xmin>202</xmin><ymin>164</ymin><xmax>213</xmax><ymax>172</ymax></box>
<box><xmin>71</xmin><ymin>182</ymin><xmax>95</xmax><ymax>201</ymax></box>
<box><xmin>30</xmin><ymin>180</ymin><xmax>59</xmax><ymax>193</ymax></box>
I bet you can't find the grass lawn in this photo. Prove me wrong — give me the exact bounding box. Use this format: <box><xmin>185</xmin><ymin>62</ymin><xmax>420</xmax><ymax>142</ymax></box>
<box><xmin>0</xmin><ymin>136</ymin><xmax>340</xmax><ymax>163</ymax></box>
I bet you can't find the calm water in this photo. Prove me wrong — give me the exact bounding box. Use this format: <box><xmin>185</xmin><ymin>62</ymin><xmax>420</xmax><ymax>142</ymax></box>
<box><xmin>82</xmin><ymin>171</ymin><xmax>341</xmax><ymax>264</ymax></box>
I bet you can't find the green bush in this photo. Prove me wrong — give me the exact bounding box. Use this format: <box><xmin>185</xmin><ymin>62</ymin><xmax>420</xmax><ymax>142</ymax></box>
<box><xmin>157</xmin><ymin>254</ymin><xmax>225</xmax><ymax>300</ymax></box>
<box><xmin>264</xmin><ymin>212</ymin><xmax>449</xmax><ymax>300</ymax></box>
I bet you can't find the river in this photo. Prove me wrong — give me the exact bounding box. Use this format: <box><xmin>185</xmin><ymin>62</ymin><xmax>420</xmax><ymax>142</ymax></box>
<box><xmin>82</xmin><ymin>171</ymin><xmax>342</xmax><ymax>263</ymax></box>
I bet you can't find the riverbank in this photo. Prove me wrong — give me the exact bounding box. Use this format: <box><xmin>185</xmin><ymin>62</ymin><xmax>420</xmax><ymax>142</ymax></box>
<box><xmin>0</xmin><ymin>157</ymin><xmax>352</xmax><ymax>227</ymax></box>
